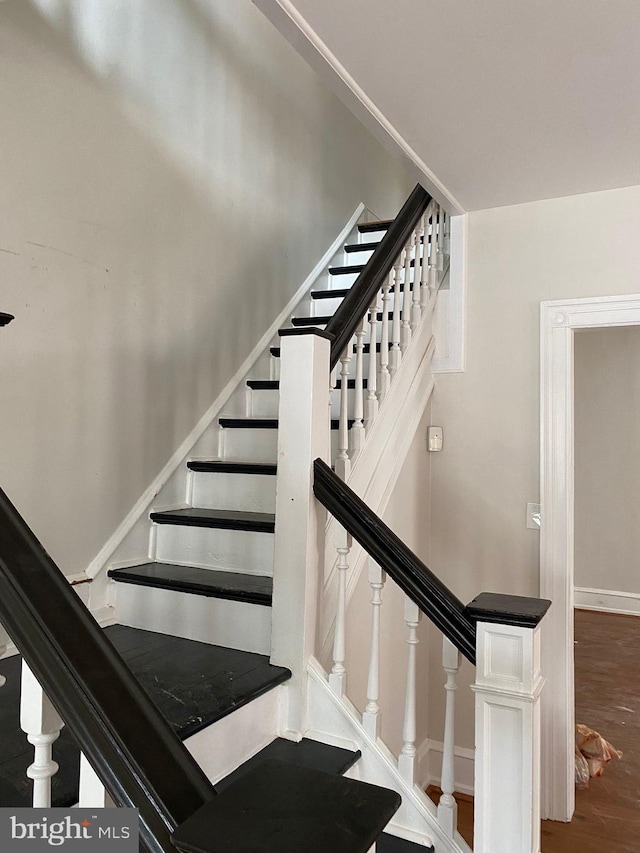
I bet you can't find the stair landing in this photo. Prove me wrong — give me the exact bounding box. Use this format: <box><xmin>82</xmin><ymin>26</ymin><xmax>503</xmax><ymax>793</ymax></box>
<box><xmin>0</xmin><ymin>625</ymin><xmax>289</xmax><ymax>807</ymax></box>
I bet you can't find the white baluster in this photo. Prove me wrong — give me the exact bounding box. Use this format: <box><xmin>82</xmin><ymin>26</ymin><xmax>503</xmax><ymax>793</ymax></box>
<box><xmin>437</xmin><ymin>206</ymin><xmax>446</xmax><ymax>273</ymax></box>
<box><xmin>334</xmin><ymin>343</ymin><xmax>352</xmax><ymax>480</ymax></box>
<box><xmin>20</xmin><ymin>662</ymin><xmax>63</xmax><ymax>807</ymax></box>
<box><xmin>401</xmin><ymin>240</ymin><xmax>414</xmax><ymax>349</ymax></box>
<box><xmin>389</xmin><ymin>253</ymin><xmax>403</xmax><ymax>376</ymax></box>
<box><xmin>410</xmin><ymin>222</ymin><xmax>423</xmax><ymax>333</ymax></box>
<box><xmin>379</xmin><ymin>274</ymin><xmax>392</xmax><ymax>399</ymax></box>
<box><xmin>79</xmin><ymin>753</ymin><xmax>114</xmax><ymax>807</ymax></box>
<box><xmin>398</xmin><ymin>597</ymin><xmax>421</xmax><ymax>783</ymax></box>
<box><xmin>443</xmin><ymin>210</ymin><xmax>451</xmax><ymax>257</ymax></box>
<box><xmin>329</xmin><ymin>524</ymin><xmax>352</xmax><ymax>697</ymax></box>
<box><xmin>363</xmin><ymin>559</ymin><xmax>386</xmax><ymax>739</ymax></box>
<box><xmin>366</xmin><ymin>293</ymin><xmax>379</xmax><ymax>428</ymax></box>
<box><xmin>420</xmin><ymin>207</ymin><xmax>431</xmax><ymax>310</ymax></box>
<box><xmin>0</xmin><ymin>623</ymin><xmax>8</xmax><ymax>687</ymax></box>
<box><xmin>350</xmin><ymin>315</ymin><xmax>367</xmax><ymax>459</ymax></box>
<box><xmin>428</xmin><ymin>206</ymin><xmax>440</xmax><ymax>293</ymax></box>
<box><xmin>438</xmin><ymin>636</ymin><xmax>461</xmax><ymax>838</ymax></box>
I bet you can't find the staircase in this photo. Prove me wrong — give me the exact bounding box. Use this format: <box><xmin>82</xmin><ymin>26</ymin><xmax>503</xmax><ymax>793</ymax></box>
<box><xmin>107</xmin><ymin>217</ymin><xmax>394</xmax><ymax>657</ymax></box>
<box><xmin>0</xmin><ymin>187</ymin><xmax>551</xmax><ymax>853</ymax></box>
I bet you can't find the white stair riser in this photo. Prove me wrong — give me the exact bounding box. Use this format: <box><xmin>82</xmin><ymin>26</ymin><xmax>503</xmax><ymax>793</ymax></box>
<box><xmin>155</xmin><ymin>523</ymin><xmax>274</xmax><ymax>575</ymax></box>
<box><xmin>360</xmin><ymin>228</ymin><xmax>388</xmax><ymax>242</ymax></box>
<box><xmin>114</xmin><ymin>583</ymin><xmax>272</xmax><ymax>654</ymax></box>
<box><xmin>343</xmin><ymin>247</ymin><xmax>375</xmax><ymax>264</ymax></box>
<box><xmin>251</xmin><ymin>388</ymin><xmax>358</xmax><ymax>420</ymax></box>
<box><xmin>328</xmin><ymin>271</ymin><xmax>361</xmax><ymax>287</ymax></box>
<box><xmin>185</xmin><ymin>685</ymin><xmax>287</xmax><ymax>786</ymax></box>
<box><xmin>191</xmin><ymin>470</ymin><xmax>277</xmax><ymax>513</ymax></box>
<box><xmin>222</xmin><ymin>427</ymin><xmax>278</xmax><ymax>462</ymax></box>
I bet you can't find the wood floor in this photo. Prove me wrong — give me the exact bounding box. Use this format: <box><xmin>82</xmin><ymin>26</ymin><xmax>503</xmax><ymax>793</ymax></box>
<box><xmin>432</xmin><ymin>609</ymin><xmax>640</xmax><ymax>852</ymax></box>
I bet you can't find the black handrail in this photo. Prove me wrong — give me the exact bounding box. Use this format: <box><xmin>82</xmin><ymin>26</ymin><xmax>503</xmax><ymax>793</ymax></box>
<box><xmin>313</xmin><ymin>459</ymin><xmax>476</xmax><ymax>663</ymax></box>
<box><xmin>0</xmin><ymin>487</ymin><xmax>215</xmax><ymax>852</ymax></box>
<box><xmin>0</xmin><ymin>313</ymin><xmax>14</xmax><ymax>326</ymax></box>
<box><xmin>325</xmin><ymin>185</ymin><xmax>432</xmax><ymax>370</ymax></box>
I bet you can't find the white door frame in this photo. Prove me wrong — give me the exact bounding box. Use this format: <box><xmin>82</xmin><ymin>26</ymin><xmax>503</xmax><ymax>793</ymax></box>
<box><xmin>540</xmin><ymin>293</ymin><xmax>640</xmax><ymax>821</ymax></box>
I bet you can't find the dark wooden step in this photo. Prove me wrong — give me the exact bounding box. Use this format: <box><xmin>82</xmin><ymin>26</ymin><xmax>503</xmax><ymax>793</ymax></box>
<box><xmin>150</xmin><ymin>508</ymin><xmax>275</xmax><ymax>533</ymax></box>
<box><xmin>292</xmin><ymin>312</ymin><xmax>402</xmax><ymax>328</ymax></box>
<box><xmin>247</xmin><ymin>379</ymin><xmax>366</xmax><ymax>391</ymax></box>
<box><xmin>187</xmin><ymin>460</ymin><xmax>277</xmax><ymax>476</ymax></box>
<box><xmin>329</xmin><ymin>263</ymin><xmax>366</xmax><ymax>276</ymax></box>
<box><xmin>218</xmin><ymin>417</ymin><xmax>278</xmax><ymax>429</ymax></box>
<box><xmin>0</xmin><ymin>626</ymin><xmax>291</xmax><ymax>808</ymax></box>
<box><xmin>358</xmin><ymin>220</ymin><xmax>393</xmax><ymax>233</ymax></box>
<box><xmin>344</xmin><ymin>241</ymin><xmax>379</xmax><ymax>253</ymax></box>
<box><xmin>108</xmin><ymin>563</ymin><xmax>272</xmax><ymax>606</ymax></box>
<box><xmin>216</xmin><ymin>737</ymin><xmax>361</xmax><ymax>793</ymax></box>
<box><xmin>172</xmin><ymin>758</ymin><xmax>400</xmax><ymax>853</ymax></box>
<box><xmin>310</xmin><ymin>281</ymin><xmax>414</xmax><ymax>300</ymax></box>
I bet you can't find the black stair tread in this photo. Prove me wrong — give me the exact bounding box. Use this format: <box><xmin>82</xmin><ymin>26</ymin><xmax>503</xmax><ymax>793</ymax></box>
<box><xmin>150</xmin><ymin>507</ymin><xmax>275</xmax><ymax>533</ymax></box>
<box><xmin>108</xmin><ymin>563</ymin><xmax>272</xmax><ymax>606</ymax></box>
<box><xmin>246</xmin><ymin>379</ymin><xmax>366</xmax><ymax>391</ymax></box>
<box><xmin>358</xmin><ymin>219</ymin><xmax>393</xmax><ymax>233</ymax></box>
<box><xmin>172</xmin><ymin>758</ymin><xmax>400</xmax><ymax>853</ymax></box>
<box><xmin>344</xmin><ymin>241</ymin><xmax>380</xmax><ymax>253</ymax></box>
<box><xmin>0</xmin><ymin>626</ymin><xmax>291</xmax><ymax>807</ymax></box>
<box><xmin>378</xmin><ymin>834</ymin><xmax>434</xmax><ymax>852</ymax></box>
<box><xmin>292</xmin><ymin>311</ymin><xmax>403</xmax><ymax>327</ymax></box>
<box><xmin>187</xmin><ymin>460</ymin><xmax>277</xmax><ymax>475</ymax></box>
<box><xmin>219</xmin><ymin>417</ymin><xmax>278</xmax><ymax>429</ymax></box>
<box><xmin>329</xmin><ymin>263</ymin><xmax>366</xmax><ymax>276</ymax></box>
<box><xmin>216</xmin><ymin>737</ymin><xmax>361</xmax><ymax>793</ymax></box>
<box><xmin>311</xmin><ymin>282</ymin><xmax>415</xmax><ymax>301</ymax></box>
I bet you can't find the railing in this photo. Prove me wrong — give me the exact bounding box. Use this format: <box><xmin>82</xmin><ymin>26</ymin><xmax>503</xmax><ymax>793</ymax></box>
<box><xmin>314</xmin><ymin>460</ymin><xmax>551</xmax><ymax>853</ymax></box>
<box><xmin>0</xmin><ymin>485</ymin><xmax>215</xmax><ymax>851</ymax></box>
<box><xmin>323</xmin><ymin>184</ymin><xmax>447</xmax><ymax>478</ymax></box>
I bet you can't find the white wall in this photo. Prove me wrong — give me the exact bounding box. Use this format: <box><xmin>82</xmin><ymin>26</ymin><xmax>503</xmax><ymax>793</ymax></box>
<box><xmin>430</xmin><ymin>182</ymin><xmax>640</xmax><ymax>748</ymax></box>
<box><xmin>0</xmin><ymin>0</ymin><xmax>412</xmax><ymax>575</ymax></box>
<box><xmin>574</xmin><ymin>326</ymin><xmax>640</xmax><ymax>595</ymax></box>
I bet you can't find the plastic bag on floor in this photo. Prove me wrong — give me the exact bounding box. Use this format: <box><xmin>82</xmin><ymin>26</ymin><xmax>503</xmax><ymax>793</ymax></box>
<box><xmin>575</xmin><ymin>745</ymin><xmax>590</xmax><ymax>789</ymax></box>
<box><xmin>575</xmin><ymin>723</ymin><xmax>622</xmax><ymax>785</ymax></box>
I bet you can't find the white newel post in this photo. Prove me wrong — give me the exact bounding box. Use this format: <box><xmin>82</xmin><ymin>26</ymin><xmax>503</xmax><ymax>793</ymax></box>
<box><xmin>469</xmin><ymin>593</ymin><xmax>551</xmax><ymax>853</ymax></box>
<box><xmin>0</xmin><ymin>622</ymin><xmax>8</xmax><ymax>687</ymax></box>
<box><xmin>20</xmin><ymin>662</ymin><xmax>64</xmax><ymax>808</ymax></box>
<box><xmin>271</xmin><ymin>328</ymin><xmax>331</xmax><ymax>736</ymax></box>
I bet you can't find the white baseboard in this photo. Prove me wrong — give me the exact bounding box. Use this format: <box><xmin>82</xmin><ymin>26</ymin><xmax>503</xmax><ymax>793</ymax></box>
<box><xmin>421</xmin><ymin>739</ymin><xmax>475</xmax><ymax>797</ymax></box>
<box><xmin>574</xmin><ymin>586</ymin><xmax>640</xmax><ymax>617</ymax></box>
<box><xmin>83</xmin><ymin>204</ymin><xmax>364</xmax><ymax>584</ymax></box>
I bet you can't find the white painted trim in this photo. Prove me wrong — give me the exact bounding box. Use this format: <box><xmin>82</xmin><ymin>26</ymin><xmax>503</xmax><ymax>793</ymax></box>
<box><xmin>574</xmin><ymin>586</ymin><xmax>640</xmax><ymax>617</ymax></box>
<box><xmin>252</xmin><ymin>0</ymin><xmax>464</xmax><ymax>215</ymax></box>
<box><xmin>432</xmin><ymin>213</ymin><xmax>467</xmax><ymax>373</ymax></box>
<box><xmin>540</xmin><ymin>293</ymin><xmax>640</xmax><ymax>822</ymax></box>
<box><xmin>84</xmin><ymin>204</ymin><xmax>364</xmax><ymax>581</ymax></box>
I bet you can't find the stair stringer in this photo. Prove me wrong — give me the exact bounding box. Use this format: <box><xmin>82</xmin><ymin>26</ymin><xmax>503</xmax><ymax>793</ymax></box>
<box><xmin>306</xmin><ymin>659</ymin><xmax>471</xmax><ymax>853</ymax></box>
<box><xmin>83</xmin><ymin>204</ymin><xmax>365</xmax><ymax>616</ymax></box>
<box><xmin>320</xmin><ymin>299</ymin><xmax>438</xmax><ymax>659</ymax></box>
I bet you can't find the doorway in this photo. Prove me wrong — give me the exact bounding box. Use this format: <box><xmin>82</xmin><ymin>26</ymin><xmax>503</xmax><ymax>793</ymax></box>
<box><xmin>540</xmin><ymin>294</ymin><xmax>640</xmax><ymax>822</ymax></box>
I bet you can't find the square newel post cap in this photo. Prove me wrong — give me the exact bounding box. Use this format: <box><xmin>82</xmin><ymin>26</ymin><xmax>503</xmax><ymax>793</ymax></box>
<box><xmin>465</xmin><ymin>592</ymin><xmax>551</xmax><ymax>629</ymax></box>
<box><xmin>278</xmin><ymin>327</ymin><xmax>334</xmax><ymax>341</ymax></box>
<box><xmin>0</xmin><ymin>313</ymin><xmax>14</xmax><ymax>326</ymax></box>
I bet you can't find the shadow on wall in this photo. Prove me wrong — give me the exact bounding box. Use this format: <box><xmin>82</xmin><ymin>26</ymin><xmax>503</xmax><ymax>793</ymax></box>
<box><xmin>0</xmin><ymin>0</ymin><xmax>412</xmax><ymax>574</ymax></box>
